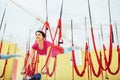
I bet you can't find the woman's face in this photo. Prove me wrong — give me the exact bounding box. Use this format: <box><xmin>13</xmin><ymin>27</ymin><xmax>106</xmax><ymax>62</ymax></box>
<box><xmin>35</xmin><ymin>32</ymin><xmax>44</xmax><ymax>41</ymax></box>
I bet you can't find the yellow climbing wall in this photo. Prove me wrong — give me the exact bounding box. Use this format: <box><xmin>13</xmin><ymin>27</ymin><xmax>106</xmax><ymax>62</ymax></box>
<box><xmin>0</xmin><ymin>41</ymin><xmax>10</xmax><ymax>80</ymax></box>
<box><xmin>4</xmin><ymin>43</ymin><xmax>17</xmax><ymax>80</ymax></box>
<box><xmin>0</xmin><ymin>41</ymin><xmax>18</xmax><ymax>80</ymax></box>
<box><xmin>0</xmin><ymin>42</ymin><xmax>120</xmax><ymax>80</ymax></box>
<box><xmin>39</xmin><ymin>49</ymin><xmax>120</xmax><ymax>80</ymax></box>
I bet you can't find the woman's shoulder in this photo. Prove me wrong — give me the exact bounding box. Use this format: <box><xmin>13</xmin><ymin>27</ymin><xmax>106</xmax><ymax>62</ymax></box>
<box><xmin>44</xmin><ymin>40</ymin><xmax>51</xmax><ymax>44</ymax></box>
<box><xmin>44</xmin><ymin>40</ymin><xmax>52</xmax><ymax>47</ymax></box>
<box><xmin>32</xmin><ymin>41</ymin><xmax>38</xmax><ymax>49</ymax></box>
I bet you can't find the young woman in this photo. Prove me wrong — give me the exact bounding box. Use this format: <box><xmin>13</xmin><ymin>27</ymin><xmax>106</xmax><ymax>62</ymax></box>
<box><xmin>0</xmin><ymin>54</ymin><xmax>21</xmax><ymax>59</ymax></box>
<box><xmin>21</xmin><ymin>30</ymin><xmax>79</xmax><ymax>76</ymax></box>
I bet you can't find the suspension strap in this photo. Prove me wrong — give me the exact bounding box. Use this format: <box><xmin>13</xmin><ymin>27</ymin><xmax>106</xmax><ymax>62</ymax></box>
<box><xmin>0</xmin><ymin>7</ymin><xmax>6</xmax><ymax>31</ymax></box>
<box><xmin>71</xmin><ymin>20</ymin><xmax>87</xmax><ymax>78</ymax></box>
<box><xmin>41</xmin><ymin>21</ymin><xmax>53</xmax><ymax>41</ymax></box>
<box><xmin>53</xmin><ymin>0</ymin><xmax>63</xmax><ymax>45</ymax></box>
<box><xmin>107</xmin><ymin>0</ymin><xmax>114</xmax><ymax>43</ymax></box>
<box><xmin>71</xmin><ymin>20</ymin><xmax>74</xmax><ymax>80</ymax></box>
<box><xmin>43</xmin><ymin>0</ymin><xmax>64</xmax><ymax>78</ymax></box>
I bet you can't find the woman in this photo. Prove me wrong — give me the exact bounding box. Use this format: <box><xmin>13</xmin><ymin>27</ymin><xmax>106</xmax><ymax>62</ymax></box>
<box><xmin>21</xmin><ymin>30</ymin><xmax>79</xmax><ymax>76</ymax></box>
<box><xmin>0</xmin><ymin>54</ymin><xmax>21</xmax><ymax>59</ymax></box>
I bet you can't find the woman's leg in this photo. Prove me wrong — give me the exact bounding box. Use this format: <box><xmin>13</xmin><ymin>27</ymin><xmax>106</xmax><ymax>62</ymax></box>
<box><xmin>41</xmin><ymin>46</ymin><xmax>52</xmax><ymax>74</ymax></box>
<box><xmin>41</xmin><ymin>46</ymin><xmax>79</xmax><ymax>74</ymax></box>
<box><xmin>0</xmin><ymin>54</ymin><xmax>21</xmax><ymax>59</ymax></box>
<box><xmin>64</xmin><ymin>46</ymin><xmax>79</xmax><ymax>53</ymax></box>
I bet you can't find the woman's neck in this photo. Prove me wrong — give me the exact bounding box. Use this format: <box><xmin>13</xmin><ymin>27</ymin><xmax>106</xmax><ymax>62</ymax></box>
<box><xmin>37</xmin><ymin>40</ymin><xmax>44</xmax><ymax>45</ymax></box>
<box><xmin>37</xmin><ymin>40</ymin><xmax>44</xmax><ymax>50</ymax></box>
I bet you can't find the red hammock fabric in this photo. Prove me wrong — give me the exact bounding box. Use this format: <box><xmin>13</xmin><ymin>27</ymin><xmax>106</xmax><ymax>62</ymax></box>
<box><xmin>89</xmin><ymin>52</ymin><xmax>102</xmax><ymax>77</ymax></box>
<box><xmin>23</xmin><ymin>50</ymin><xmax>39</xmax><ymax>77</ymax></box>
<box><xmin>41</xmin><ymin>21</ymin><xmax>53</xmax><ymax>41</ymax></box>
<box><xmin>71</xmin><ymin>43</ymin><xmax>87</xmax><ymax>77</ymax></box>
<box><xmin>0</xmin><ymin>42</ymin><xmax>2</xmax><ymax>53</ymax></box>
<box><xmin>107</xmin><ymin>45</ymin><xmax>120</xmax><ymax>75</ymax></box>
<box><xmin>90</xmin><ymin>24</ymin><xmax>120</xmax><ymax>76</ymax></box>
<box><xmin>41</xmin><ymin>18</ymin><xmax>63</xmax><ymax>77</ymax></box>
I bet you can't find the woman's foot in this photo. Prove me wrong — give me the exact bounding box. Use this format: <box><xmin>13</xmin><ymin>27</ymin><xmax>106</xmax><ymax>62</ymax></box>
<box><xmin>41</xmin><ymin>66</ymin><xmax>47</xmax><ymax>74</ymax></box>
<box><xmin>21</xmin><ymin>69</ymin><xmax>26</xmax><ymax>75</ymax></box>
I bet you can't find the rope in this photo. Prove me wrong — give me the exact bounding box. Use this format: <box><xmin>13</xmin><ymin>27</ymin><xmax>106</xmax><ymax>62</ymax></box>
<box><xmin>0</xmin><ymin>7</ymin><xmax>6</xmax><ymax>31</ymax></box>
<box><xmin>71</xmin><ymin>20</ymin><xmax>74</xmax><ymax>80</ymax></box>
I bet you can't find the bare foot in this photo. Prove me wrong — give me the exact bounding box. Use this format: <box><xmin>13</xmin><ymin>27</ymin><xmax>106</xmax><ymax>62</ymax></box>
<box><xmin>41</xmin><ymin>66</ymin><xmax>47</xmax><ymax>74</ymax></box>
<box><xmin>21</xmin><ymin>69</ymin><xmax>26</xmax><ymax>75</ymax></box>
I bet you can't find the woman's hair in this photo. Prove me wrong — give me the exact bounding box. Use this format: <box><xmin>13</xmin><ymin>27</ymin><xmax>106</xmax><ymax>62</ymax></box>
<box><xmin>35</xmin><ymin>30</ymin><xmax>46</xmax><ymax>39</ymax></box>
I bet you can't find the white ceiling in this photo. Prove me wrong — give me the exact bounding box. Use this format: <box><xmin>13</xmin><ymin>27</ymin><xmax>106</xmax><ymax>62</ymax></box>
<box><xmin>0</xmin><ymin>0</ymin><xmax>120</xmax><ymax>52</ymax></box>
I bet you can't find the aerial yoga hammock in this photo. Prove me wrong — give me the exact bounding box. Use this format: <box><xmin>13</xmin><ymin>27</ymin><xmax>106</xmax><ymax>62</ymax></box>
<box><xmin>21</xmin><ymin>1</ymin><xmax>79</xmax><ymax>80</ymax></box>
<box><xmin>21</xmin><ymin>0</ymin><xmax>78</xmax><ymax>79</ymax></box>
<box><xmin>85</xmin><ymin>0</ymin><xmax>120</xmax><ymax>79</ymax></box>
<box><xmin>21</xmin><ymin>30</ymin><xmax>79</xmax><ymax>75</ymax></box>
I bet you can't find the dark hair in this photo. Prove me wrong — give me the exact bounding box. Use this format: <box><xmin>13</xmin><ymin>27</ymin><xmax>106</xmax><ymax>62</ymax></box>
<box><xmin>35</xmin><ymin>30</ymin><xmax>46</xmax><ymax>39</ymax></box>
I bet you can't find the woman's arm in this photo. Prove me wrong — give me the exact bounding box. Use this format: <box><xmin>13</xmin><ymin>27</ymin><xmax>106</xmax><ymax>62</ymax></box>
<box><xmin>41</xmin><ymin>46</ymin><xmax>51</xmax><ymax>74</ymax></box>
<box><xmin>45</xmin><ymin>46</ymin><xmax>52</xmax><ymax>65</ymax></box>
<box><xmin>21</xmin><ymin>48</ymin><xmax>35</xmax><ymax>75</ymax></box>
<box><xmin>25</xmin><ymin>48</ymin><xmax>35</xmax><ymax>68</ymax></box>
<box><xmin>0</xmin><ymin>54</ymin><xmax>21</xmax><ymax>59</ymax></box>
